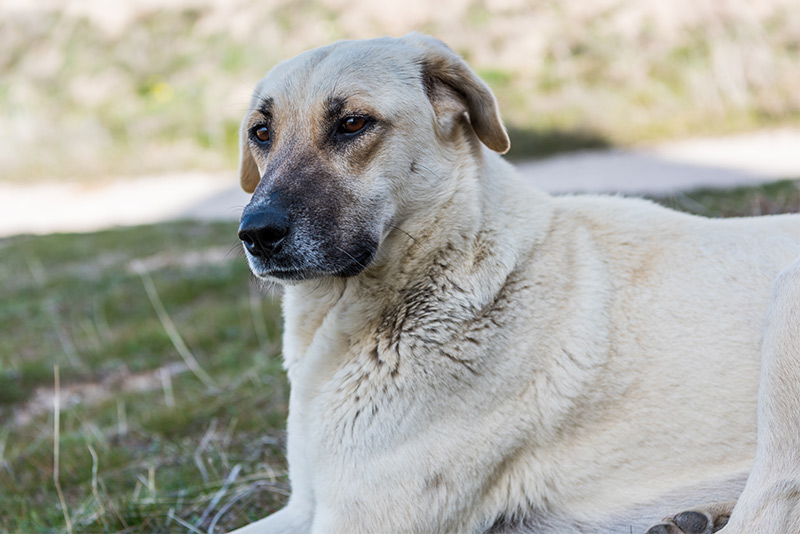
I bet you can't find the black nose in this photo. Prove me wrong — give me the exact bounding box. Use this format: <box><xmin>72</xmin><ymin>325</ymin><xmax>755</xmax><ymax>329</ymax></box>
<box><xmin>238</xmin><ymin>208</ymin><xmax>290</xmax><ymax>258</ymax></box>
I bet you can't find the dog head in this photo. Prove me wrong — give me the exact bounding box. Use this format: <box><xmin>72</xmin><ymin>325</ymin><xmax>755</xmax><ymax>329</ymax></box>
<box><xmin>237</xmin><ymin>34</ymin><xmax>509</xmax><ymax>282</ymax></box>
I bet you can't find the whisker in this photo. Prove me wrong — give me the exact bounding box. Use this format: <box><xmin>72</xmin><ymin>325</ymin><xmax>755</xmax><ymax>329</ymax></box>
<box><xmin>335</xmin><ymin>246</ymin><xmax>367</xmax><ymax>272</ymax></box>
<box><xmin>226</xmin><ymin>241</ymin><xmax>246</xmax><ymax>260</ymax></box>
<box><xmin>389</xmin><ymin>224</ymin><xmax>419</xmax><ymax>244</ymax></box>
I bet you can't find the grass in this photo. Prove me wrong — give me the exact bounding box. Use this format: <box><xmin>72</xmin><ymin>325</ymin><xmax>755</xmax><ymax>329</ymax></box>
<box><xmin>0</xmin><ymin>220</ymin><xmax>288</xmax><ymax>533</ymax></box>
<box><xmin>654</xmin><ymin>180</ymin><xmax>800</xmax><ymax>218</ymax></box>
<box><xmin>504</xmin><ymin>125</ymin><xmax>612</xmax><ymax>161</ymax></box>
<box><xmin>1</xmin><ymin>180</ymin><xmax>798</xmax><ymax>532</ymax></box>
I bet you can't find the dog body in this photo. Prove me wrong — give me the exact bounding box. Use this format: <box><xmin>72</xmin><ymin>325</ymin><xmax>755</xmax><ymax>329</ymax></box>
<box><xmin>232</xmin><ymin>35</ymin><xmax>800</xmax><ymax>533</ymax></box>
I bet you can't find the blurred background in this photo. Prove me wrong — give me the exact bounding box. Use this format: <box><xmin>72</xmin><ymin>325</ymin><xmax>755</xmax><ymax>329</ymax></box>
<box><xmin>3</xmin><ymin>0</ymin><xmax>800</xmax><ymax>185</ymax></box>
<box><xmin>1</xmin><ymin>1</ymin><xmax>799</xmax><ymax>533</ymax></box>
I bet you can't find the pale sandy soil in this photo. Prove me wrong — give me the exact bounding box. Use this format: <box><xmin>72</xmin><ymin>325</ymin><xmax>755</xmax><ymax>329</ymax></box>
<box><xmin>2</xmin><ymin>129</ymin><xmax>798</xmax><ymax>238</ymax></box>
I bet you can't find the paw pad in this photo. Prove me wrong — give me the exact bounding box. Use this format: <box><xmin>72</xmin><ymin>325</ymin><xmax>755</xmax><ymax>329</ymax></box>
<box><xmin>672</xmin><ymin>510</ymin><xmax>710</xmax><ymax>533</ymax></box>
<box><xmin>646</xmin><ymin>524</ymin><xmax>681</xmax><ymax>534</ymax></box>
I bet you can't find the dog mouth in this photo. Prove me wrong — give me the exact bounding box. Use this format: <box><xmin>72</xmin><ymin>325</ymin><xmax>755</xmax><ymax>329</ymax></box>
<box><xmin>238</xmin><ymin>191</ymin><xmax>384</xmax><ymax>282</ymax></box>
<box><xmin>245</xmin><ymin>241</ymin><xmax>378</xmax><ymax>281</ymax></box>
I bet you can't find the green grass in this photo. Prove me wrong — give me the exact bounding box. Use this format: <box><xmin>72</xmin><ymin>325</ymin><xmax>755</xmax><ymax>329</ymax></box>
<box><xmin>504</xmin><ymin>126</ymin><xmax>611</xmax><ymax>161</ymax></box>
<box><xmin>0</xmin><ymin>220</ymin><xmax>287</xmax><ymax>533</ymax></box>
<box><xmin>1</xmin><ymin>180</ymin><xmax>798</xmax><ymax>533</ymax></box>
<box><xmin>653</xmin><ymin>180</ymin><xmax>800</xmax><ymax>218</ymax></box>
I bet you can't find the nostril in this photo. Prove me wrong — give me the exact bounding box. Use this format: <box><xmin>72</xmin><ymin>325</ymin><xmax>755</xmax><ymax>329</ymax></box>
<box><xmin>238</xmin><ymin>230</ymin><xmax>256</xmax><ymax>247</ymax></box>
<box><xmin>239</xmin><ymin>231</ymin><xmax>262</xmax><ymax>257</ymax></box>
<box><xmin>238</xmin><ymin>210</ymin><xmax>291</xmax><ymax>258</ymax></box>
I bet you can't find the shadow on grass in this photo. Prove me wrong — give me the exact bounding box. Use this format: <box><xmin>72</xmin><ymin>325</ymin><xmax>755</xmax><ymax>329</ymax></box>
<box><xmin>504</xmin><ymin>125</ymin><xmax>613</xmax><ymax>161</ymax></box>
<box><xmin>652</xmin><ymin>179</ymin><xmax>800</xmax><ymax>218</ymax></box>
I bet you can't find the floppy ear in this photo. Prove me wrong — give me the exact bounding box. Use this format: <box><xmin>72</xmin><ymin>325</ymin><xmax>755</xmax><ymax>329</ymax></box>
<box><xmin>408</xmin><ymin>34</ymin><xmax>510</xmax><ymax>154</ymax></box>
<box><xmin>239</xmin><ymin>117</ymin><xmax>261</xmax><ymax>193</ymax></box>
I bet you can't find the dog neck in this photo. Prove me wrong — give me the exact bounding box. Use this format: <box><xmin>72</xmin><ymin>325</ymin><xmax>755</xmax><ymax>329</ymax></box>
<box><xmin>279</xmin><ymin>150</ymin><xmax>554</xmax><ymax>376</ymax></box>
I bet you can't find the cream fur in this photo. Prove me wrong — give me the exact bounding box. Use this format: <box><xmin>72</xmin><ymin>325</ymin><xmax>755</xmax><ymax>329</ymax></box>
<box><xmin>230</xmin><ymin>35</ymin><xmax>800</xmax><ymax>534</ymax></box>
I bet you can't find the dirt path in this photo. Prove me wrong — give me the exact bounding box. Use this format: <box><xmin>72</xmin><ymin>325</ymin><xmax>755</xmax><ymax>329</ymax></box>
<box><xmin>2</xmin><ymin>129</ymin><xmax>798</xmax><ymax>238</ymax></box>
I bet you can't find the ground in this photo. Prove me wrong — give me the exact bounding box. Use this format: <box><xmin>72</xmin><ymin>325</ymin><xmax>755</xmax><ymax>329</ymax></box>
<box><xmin>1</xmin><ymin>176</ymin><xmax>799</xmax><ymax>533</ymax></box>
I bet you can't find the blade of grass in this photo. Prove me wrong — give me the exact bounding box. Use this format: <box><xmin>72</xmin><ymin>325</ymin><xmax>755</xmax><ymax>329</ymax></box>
<box><xmin>117</xmin><ymin>398</ymin><xmax>128</xmax><ymax>436</ymax></box>
<box><xmin>132</xmin><ymin>261</ymin><xmax>219</xmax><ymax>391</ymax></box>
<box><xmin>194</xmin><ymin>419</ymin><xmax>217</xmax><ymax>484</ymax></box>
<box><xmin>45</xmin><ymin>300</ymin><xmax>82</xmax><ymax>367</ymax></box>
<box><xmin>161</xmin><ymin>366</ymin><xmax>176</xmax><ymax>408</ymax></box>
<box><xmin>167</xmin><ymin>509</ymin><xmax>206</xmax><ymax>534</ymax></box>
<box><xmin>53</xmin><ymin>365</ymin><xmax>74</xmax><ymax>534</ymax></box>
<box><xmin>208</xmin><ymin>483</ymin><xmax>263</xmax><ymax>534</ymax></box>
<box><xmin>195</xmin><ymin>463</ymin><xmax>242</xmax><ymax>528</ymax></box>
<box><xmin>86</xmin><ymin>443</ymin><xmax>106</xmax><ymax>519</ymax></box>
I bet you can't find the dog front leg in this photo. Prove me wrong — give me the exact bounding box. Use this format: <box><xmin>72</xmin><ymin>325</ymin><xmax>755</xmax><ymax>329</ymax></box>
<box><xmin>306</xmin><ymin>465</ymin><xmax>480</xmax><ymax>534</ymax></box>
<box><xmin>228</xmin><ymin>398</ymin><xmax>315</xmax><ymax>533</ymax></box>
<box><xmin>720</xmin><ymin>256</ymin><xmax>800</xmax><ymax>533</ymax></box>
<box><xmin>227</xmin><ymin>504</ymin><xmax>312</xmax><ymax>534</ymax></box>
<box><xmin>308</xmin><ymin>499</ymin><xmax>463</xmax><ymax>534</ymax></box>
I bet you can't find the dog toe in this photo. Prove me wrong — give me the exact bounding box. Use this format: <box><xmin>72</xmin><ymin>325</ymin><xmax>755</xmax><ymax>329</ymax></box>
<box><xmin>672</xmin><ymin>510</ymin><xmax>711</xmax><ymax>534</ymax></box>
<box><xmin>646</xmin><ymin>523</ymin><xmax>682</xmax><ymax>534</ymax></box>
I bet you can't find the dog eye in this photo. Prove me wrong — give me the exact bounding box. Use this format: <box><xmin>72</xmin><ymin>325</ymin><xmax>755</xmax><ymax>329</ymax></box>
<box><xmin>252</xmin><ymin>125</ymin><xmax>270</xmax><ymax>145</ymax></box>
<box><xmin>339</xmin><ymin>116</ymin><xmax>366</xmax><ymax>135</ymax></box>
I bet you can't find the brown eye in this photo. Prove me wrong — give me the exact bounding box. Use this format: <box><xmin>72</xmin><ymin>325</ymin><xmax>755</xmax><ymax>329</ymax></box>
<box><xmin>340</xmin><ymin>116</ymin><xmax>366</xmax><ymax>134</ymax></box>
<box><xmin>253</xmin><ymin>126</ymin><xmax>270</xmax><ymax>144</ymax></box>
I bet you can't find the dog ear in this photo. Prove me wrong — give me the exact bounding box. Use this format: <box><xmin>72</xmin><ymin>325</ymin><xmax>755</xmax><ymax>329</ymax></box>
<box><xmin>408</xmin><ymin>34</ymin><xmax>510</xmax><ymax>154</ymax></box>
<box><xmin>239</xmin><ymin>117</ymin><xmax>260</xmax><ymax>193</ymax></box>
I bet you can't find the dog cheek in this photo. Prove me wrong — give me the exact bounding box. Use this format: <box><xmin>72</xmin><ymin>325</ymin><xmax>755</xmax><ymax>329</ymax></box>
<box><xmin>273</xmin><ymin>154</ymin><xmax>389</xmax><ymax>275</ymax></box>
<box><xmin>288</xmin><ymin>179</ymin><xmax>368</xmax><ymax>268</ymax></box>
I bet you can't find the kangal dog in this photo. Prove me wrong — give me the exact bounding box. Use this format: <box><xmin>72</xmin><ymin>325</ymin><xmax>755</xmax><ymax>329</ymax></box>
<box><xmin>230</xmin><ymin>34</ymin><xmax>800</xmax><ymax>534</ymax></box>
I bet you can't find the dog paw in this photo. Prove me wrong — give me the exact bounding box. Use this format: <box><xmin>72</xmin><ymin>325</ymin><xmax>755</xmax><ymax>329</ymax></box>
<box><xmin>645</xmin><ymin>504</ymin><xmax>732</xmax><ymax>534</ymax></box>
<box><xmin>646</xmin><ymin>511</ymin><xmax>712</xmax><ymax>534</ymax></box>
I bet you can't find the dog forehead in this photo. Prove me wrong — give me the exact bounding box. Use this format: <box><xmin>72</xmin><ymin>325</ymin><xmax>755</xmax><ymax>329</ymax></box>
<box><xmin>252</xmin><ymin>37</ymin><xmax>423</xmax><ymax>113</ymax></box>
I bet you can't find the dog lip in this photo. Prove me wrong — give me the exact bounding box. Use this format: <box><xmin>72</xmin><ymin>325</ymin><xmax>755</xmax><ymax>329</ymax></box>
<box><xmin>262</xmin><ymin>269</ymin><xmax>313</xmax><ymax>281</ymax></box>
<box><xmin>247</xmin><ymin>245</ymin><xmax>378</xmax><ymax>281</ymax></box>
<box><xmin>246</xmin><ymin>258</ymin><xmax>308</xmax><ymax>280</ymax></box>
<box><xmin>245</xmin><ymin>253</ymin><xmax>321</xmax><ymax>281</ymax></box>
